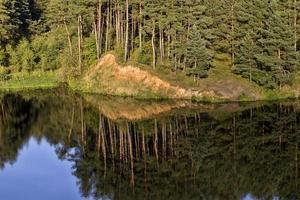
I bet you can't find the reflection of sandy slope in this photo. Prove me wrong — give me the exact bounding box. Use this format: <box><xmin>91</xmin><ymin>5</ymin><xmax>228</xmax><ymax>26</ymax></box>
<box><xmin>84</xmin><ymin>95</ymin><xmax>265</xmax><ymax>121</ymax></box>
<box><xmin>84</xmin><ymin>95</ymin><xmax>193</xmax><ymax>121</ymax></box>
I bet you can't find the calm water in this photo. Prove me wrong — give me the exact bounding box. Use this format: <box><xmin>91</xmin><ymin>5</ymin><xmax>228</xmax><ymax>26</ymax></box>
<box><xmin>0</xmin><ymin>90</ymin><xmax>299</xmax><ymax>200</ymax></box>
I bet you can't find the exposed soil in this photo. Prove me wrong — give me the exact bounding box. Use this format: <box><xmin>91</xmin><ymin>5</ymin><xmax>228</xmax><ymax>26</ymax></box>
<box><xmin>205</xmin><ymin>80</ymin><xmax>259</xmax><ymax>100</ymax></box>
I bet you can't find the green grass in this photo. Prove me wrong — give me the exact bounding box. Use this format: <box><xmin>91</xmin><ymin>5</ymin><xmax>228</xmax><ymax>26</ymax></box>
<box><xmin>0</xmin><ymin>71</ymin><xmax>61</xmax><ymax>92</ymax></box>
<box><xmin>202</xmin><ymin>55</ymin><xmax>263</xmax><ymax>93</ymax></box>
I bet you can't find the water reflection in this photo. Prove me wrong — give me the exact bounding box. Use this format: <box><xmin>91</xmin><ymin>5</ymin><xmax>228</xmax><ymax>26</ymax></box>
<box><xmin>0</xmin><ymin>91</ymin><xmax>300</xmax><ymax>200</ymax></box>
<box><xmin>0</xmin><ymin>138</ymin><xmax>85</xmax><ymax>200</ymax></box>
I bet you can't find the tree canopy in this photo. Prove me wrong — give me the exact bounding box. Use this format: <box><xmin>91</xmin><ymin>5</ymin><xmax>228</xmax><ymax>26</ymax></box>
<box><xmin>0</xmin><ymin>0</ymin><xmax>299</xmax><ymax>87</ymax></box>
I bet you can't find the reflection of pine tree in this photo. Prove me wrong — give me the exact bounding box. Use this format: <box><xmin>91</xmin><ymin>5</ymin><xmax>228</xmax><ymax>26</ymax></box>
<box><xmin>66</xmin><ymin>102</ymin><xmax>300</xmax><ymax>200</ymax></box>
<box><xmin>0</xmin><ymin>94</ymin><xmax>38</xmax><ymax>169</ymax></box>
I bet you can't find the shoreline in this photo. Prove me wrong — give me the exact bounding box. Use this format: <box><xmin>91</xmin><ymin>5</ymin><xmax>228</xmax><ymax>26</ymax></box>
<box><xmin>0</xmin><ymin>81</ymin><xmax>299</xmax><ymax>103</ymax></box>
<box><xmin>1</xmin><ymin>54</ymin><xmax>299</xmax><ymax>103</ymax></box>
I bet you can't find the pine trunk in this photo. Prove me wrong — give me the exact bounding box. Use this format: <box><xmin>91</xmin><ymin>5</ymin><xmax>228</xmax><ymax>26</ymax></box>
<box><xmin>78</xmin><ymin>15</ymin><xmax>82</xmax><ymax>72</ymax></box>
<box><xmin>294</xmin><ymin>0</ymin><xmax>298</xmax><ymax>52</ymax></box>
<box><xmin>63</xmin><ymin>17</ymin><xmax>73</xmax><ymax>56</ymax></box>
<box><xmin>231</xmin><ymin>1</ymin><xmax>235</xmax><ymax>69</ymax></box>
<box><xmin>139</xmin><ymin>0</ymin><xmax>143</xmax><ymax>51</ymax></box>
<box><xmin>124</xmin><ymin>0</ymin><xmax>129</xmax><ymax>62</ymax></box>
<box><xmin>97</xmin><ymin>0</ymin><xmax>102</xmax><ymax>58</ymax></box>
<box><xmin>105</xmin><ymin>2</ymin><xmax>110</xmax><ymax>52</ymax></box>
<box><xmin>152</xmin><ymin>20</ymin><xmax>156</xmax><ymax>70</ymax></box>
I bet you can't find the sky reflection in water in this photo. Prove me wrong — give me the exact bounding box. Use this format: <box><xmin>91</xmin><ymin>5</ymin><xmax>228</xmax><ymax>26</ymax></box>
<box><xmin>0</xmin><ymin>138</ymin><xmax>90</xmax><ymax>200</ymax></box>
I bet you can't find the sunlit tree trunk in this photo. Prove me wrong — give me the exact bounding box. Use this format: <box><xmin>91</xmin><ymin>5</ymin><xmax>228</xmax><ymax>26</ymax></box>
<box><xmin>139</xmin><ymin>0</ymin><xmax>143</xmax><ymax>51</ymax></box>
<box><xmin>78</xmin><ymin>15</ymin><xmax>83</xmax><ymax>72</ymax></box>
<box><xmin>294</xmin><ymin>0</ymin><xmax>298</xmax><ymax>52</ymax></box>
<box><xmin>96</xmin><ymin>0</ymin><xmax>103</xmax><ymax>59</ymax></box>
<box><xmin>152</xmin><ymin>20</ymin><xmax>156</xmax><ymax>69</ymax></box>
<box><xmin>63</xmin><ymin>17</ymin><xmax>73</xmax><ymax>56</ymax></box>
<box><xmin>159</xmin><ymin>27</ymin><xmax>164</xmax><ymax>63</ymax></box>
<box><xmin>105</xmin><ymin>1</ymin><xmax>110</xmax><ymax>52</ymax></box>
<box><xmin>124</xmin><ymin>0</ymin><xmax>129</xmax><ymax>62</ymax></box>
<box><xmin>230</xmin><ymin>0</ymin><xmax>236</xmax><ymax>69</ymax></box>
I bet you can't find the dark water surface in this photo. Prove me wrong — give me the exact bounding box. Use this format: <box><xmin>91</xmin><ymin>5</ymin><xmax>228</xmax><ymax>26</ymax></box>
<box><xmin>0</xmin><ymin>90</ymin><xmax>299</xmax><ymax>200</ymax></box>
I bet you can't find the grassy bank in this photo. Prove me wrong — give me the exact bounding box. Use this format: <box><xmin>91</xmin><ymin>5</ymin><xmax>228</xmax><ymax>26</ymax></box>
<box><xmin>68</xmin><ymin>79</ymin><xmax>172</xmax><ymax>100</ymax></box>
<box><xmin>0</xmin><ymin>71</ymin><xmax>61</xmax><ymax>92</ymax></box>
<box><xmin>66</xmin><ymin>80</ymin><xmax>300</xmax><ymax>103</ymax></box>
<box><xmin>70</xmin><ymin>53</ymin><xmax>300</xmax><ymax>102</ymax></box>
<box><xmin>1</xmin><ymin>72</ymin><xmax>299</xmax><ymax>102</ymax></box>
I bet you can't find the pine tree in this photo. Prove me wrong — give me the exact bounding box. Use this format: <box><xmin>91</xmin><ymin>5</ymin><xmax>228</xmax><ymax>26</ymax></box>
<box><xmin>256</xmin><ymin>1</ymin><xmax>297</xmax><ymax>87</ymax></box>
<box><xmin>0</xmin><ymin>0</ymin><xmax>10</xmax><ymax>46</ymax></box>
<box><xmin>186</xmin><ymin>25</ymin><xmax>212</xmax><ymax>80</ymax></box>
<box><xmin>234</xmin><ymin>0</ymin><xmax>298</xmax><ymax>88</ymax></box>
<box><xmin>144</xmin><ymin>0</ymin><xmax>160</xmax><ymax>69</ymax></box>
<box><xmin>0</xmin><ymin>0</ymin><xmax>21</xmax><ymax>46</ymax></box>
<box><xmin>235</xmin><ymin>32</ymin><xmax>261</xmax><ymax>83</ymax></box>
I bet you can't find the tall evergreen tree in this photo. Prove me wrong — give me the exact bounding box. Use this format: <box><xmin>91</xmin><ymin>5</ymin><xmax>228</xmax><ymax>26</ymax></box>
<box><xmin>235</xmin><ymin>32</ymin><xmax>262</xmax><ymax>84</ymax></box>
<box><xmin>0</xmin><ymin>0</ymin><xmax>22</xmax><ymax>46</ymax></box>
<box><xmin>186</xmin><ymin>25</ymin><xmax>212</xmax><ymax>80</ymax></box>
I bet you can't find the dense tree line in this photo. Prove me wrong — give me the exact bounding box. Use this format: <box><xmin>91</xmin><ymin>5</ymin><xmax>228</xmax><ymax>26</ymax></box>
<box><xmin>0</xmin><ymin>0</ymin><xmax>299</xmax><ymax>87</ymax></box>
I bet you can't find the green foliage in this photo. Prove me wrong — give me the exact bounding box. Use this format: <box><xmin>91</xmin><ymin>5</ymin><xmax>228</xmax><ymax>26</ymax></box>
<box><xmin>186</xmin><ymin>25</ymin><xmax>212</xmax><ymax>79</ymax></box>
<box><xmin>31</xmin><ymin>30</ymin><xmax>66</xmax><ymax>71</ymax></box>
<box><xmin>5</xmin><ymin>39</ymin><xmax>35</xmax><ymax>72</ymax></box>
<box><xmin>0</xmin><ymin>48</ymin><xmax>7</xmax><ymax>66</ymax></box>
<box><xmin>233</xmin><ymin>0</ymin><xmax>298</xmax><ymax>88</ymax></box>
<box><xmin>18</xmin><ymin>39</ymin><xmax>35</xmax><ymax>72</ymax></box>
<box><xmin>0</xmin><ymin>66</ymin><xmax>11</xmax><ymax>81</ymax></box>
<box><xmin>5</xmin><ymin>44</ymin><xmax>19</xmax><ymax>70</ymax></box>
<box><xmin>131</xmin><ymin>48</ymin><xmax>152</xmax><ymax>65</ymax></box>
<box><xmin>0</xmin><ymin>0</ymin><xmax>299</xmax><ymax>91</ymax></box>
<box><xmin>82</xmin><ymin>35</ymin><xmax>97</xmax><ymax>68</ymax></box>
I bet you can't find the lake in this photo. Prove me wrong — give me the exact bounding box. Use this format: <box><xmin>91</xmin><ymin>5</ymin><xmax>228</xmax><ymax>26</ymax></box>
<box><xmin>0</xmin><ymin>89</ymin><xmax>299</xmax><ymax>200</ymax></box>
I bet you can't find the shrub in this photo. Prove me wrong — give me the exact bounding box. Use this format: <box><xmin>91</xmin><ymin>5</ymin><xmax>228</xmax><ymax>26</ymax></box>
<box><xmin>130</xmin><ymin>48</ymin><xmax>152</xmax><ymax>65</ymax></box>
<box><xmin>0</xmin><ymin>67</ymin><xmax>11</xmax><ymax>81</ymax></box>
